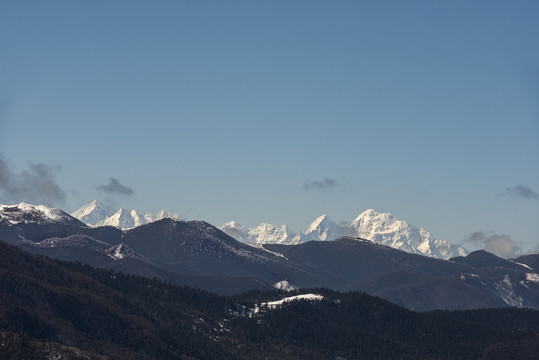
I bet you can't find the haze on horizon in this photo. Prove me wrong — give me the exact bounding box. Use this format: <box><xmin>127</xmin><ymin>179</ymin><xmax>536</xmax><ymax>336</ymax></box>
<box><xmin>1</xmin><ymin>1</ymin><xmax>538</xmax><ymax>255</ymax></box>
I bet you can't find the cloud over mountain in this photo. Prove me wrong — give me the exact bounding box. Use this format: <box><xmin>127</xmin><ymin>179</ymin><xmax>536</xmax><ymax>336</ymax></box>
<box><xmin>0</xmin><ymin>155</ymin><xmax>65</xmax><ymax>206</ymax></box>
<box><xmin>96</xmin><ymin>178</ymin><xmax>135</xmax><ymax>196</ymax></box>
<box><xmin>465</xmin><ymin>231</ymin><xmax>520</xmax><ymax>258</ymax></box>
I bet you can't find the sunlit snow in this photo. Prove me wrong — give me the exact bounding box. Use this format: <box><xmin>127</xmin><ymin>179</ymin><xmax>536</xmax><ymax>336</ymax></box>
<box><xmin>252</xmin><ymin>294</ymin><xmax>324</xmax><ymax>314</ymax></box>
<box><xmin>494</xmin><ymin>275</ymin><xmax>523</xmax><ymax>308</ymax></box>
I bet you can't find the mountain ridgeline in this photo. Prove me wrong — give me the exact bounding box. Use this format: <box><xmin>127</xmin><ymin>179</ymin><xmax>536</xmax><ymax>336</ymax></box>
<box><xmin>71</xmin><ymin>200</ymin><xmax>179</xmax><ymax>228</ymax></box>
<box><xmin>1</xmin><ymin>240</ymin><xmax>538</xmax><ymax>359</ymax></box>
<box><xmin>1</xmin><ymin>202</ymin><xmax>538</xmax><ymax>311</ymax></box>
<box><xmin>73</xmin><ymin>201</ymin><xmax>467</xmax><ymax>259</ymax></box>
<box><xmin>220</xmin><ymin>210</ymin><xmax>468</xmax><ymax>259</ymax></box>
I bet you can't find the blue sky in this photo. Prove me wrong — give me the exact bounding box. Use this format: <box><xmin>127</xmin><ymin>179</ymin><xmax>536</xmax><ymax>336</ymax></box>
<box><xmin>1</xmin><ymin>1</ymin><xmax>538</xmax><ymax>255</ymax></box>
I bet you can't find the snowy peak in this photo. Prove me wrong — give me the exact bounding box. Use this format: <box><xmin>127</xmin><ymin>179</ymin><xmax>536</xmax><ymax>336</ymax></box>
<box><xmin>249</xmin><ymin>223</ymin><xmax>296</xmax><ymax>244</ymax></box>
<box><xmin>220</xmin><ymin>214</ymin><xmax>342</xmax><ymax>246</ymax></box>
<box><xmin>347</xmin><ymin>209</ymin><xmax>468</xmax><ymax>259</ymax></box>
<box><xmin>349</xmin><ymin>209</ymin><xmax>417</xmax><ymax>248</ymax></box>
<box><xmin>71</xmin><ymin>200</ymin><xmax>113</xmax><ymax>225</ymax></box>
<box><xmin>0</xmin><ymin>202</ymin><xmax>84</xmax><ymax>226</ymax></box>
<box><xmin>292</xmin><ymin>214</ymin><xmax>342</xmax><ymax>243</ymax></box>
<box><xmin>220</xmin><ymin>221</ymin><xmax>296</xmax><ymax>244</ymax></box>
<box><xmin>222</xmin><ymin>210</ymin><xmax>468</xmax><ymax>260</ymax></box>
<box><xmin>220</xmin><ymin>221</ymin><xmax>250</xmax><ymax>242</ymax></box>
<box><xmin>348</xmin><ymin>209</ymin><xmax>411</xmax><ymax>240</ymax></box>
<box><xmin>144</xmin><ymin>210</ymin><xmax>179</xmax><ymax>223</ymax></box>
<box><xmin>351</xmin><ymin>209</ymin><xmax>392</xmax><ymax>228</ymax></box>
<box><xmin>307</xmin><ymin>214</ymin><xmax>332</xmax><ymax>232</ymax></box>
<box><xmin>72</xmin><ymin>201</ymin><xmax>180</xmax><ymax>229</ymax></box>
<box><xmin>96</xmin><ymin>209</ymin><xmax>146</xmax><ymax>229</ymax></box>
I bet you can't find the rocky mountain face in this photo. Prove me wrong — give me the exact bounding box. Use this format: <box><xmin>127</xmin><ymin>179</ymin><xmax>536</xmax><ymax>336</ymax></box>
<box><xmin>221</xmin><ymin>209</ymin><xmax>468</xmax><ymax>259</ymax></box>
<box><xmin>1</xmin><ymin>202</ymin><xmax>537</xmax><ymax>311</ymax></box>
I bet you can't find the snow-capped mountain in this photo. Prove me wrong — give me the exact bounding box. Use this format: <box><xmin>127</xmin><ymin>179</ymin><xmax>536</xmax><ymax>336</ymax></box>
<box><xmin>346</xmin><ymin>209</ymin><xmax>468</xmax><ymax>259</ymax></box>
<box><xmin>144</xmin><ymin>210</ymin><xmax>179</xmax><ymax>223</ymax></box>
<box><xmin>96</xmin><ymin>209</ymin><xmax>147</xmax><ymax>228</ymax></box>
<box><xmin>71</xmin><ymin>200</ymin><xmax>113</xmax><ymax>225</ymax></box>
<box><xmin>220</xmin><ymin>221</ymin><xmax>296</xmax><ymax>245</ymax></box>
<box><xmin>71</xmin><ymin>201</ymin><xmax>179</xmax><ymax>229</ymax></box>
<box><xmin>3</xmin><ymin>203</ymin><xmax>537</xmax><ymax>310</ymax></box>
<box><xmin>0</xmin><ymin>202</ymin><xmax>84</xmax><ymax>226</ymax></box>
<box><xmin>221</xmin><ymin>210</ymin><xmax>468</xmax><ymax>259</ymax></box>
<box><xmin>291</xmin><ymin>214</ymin><xmax>343</xmax><ymax>244</ymax></box>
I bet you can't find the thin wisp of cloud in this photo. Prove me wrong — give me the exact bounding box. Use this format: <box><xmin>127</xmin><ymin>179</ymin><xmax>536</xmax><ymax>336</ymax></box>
<box><xmin>96</xmin><ymin>178</ymin><xmax>135</xmax><ymax>197</ymax></box>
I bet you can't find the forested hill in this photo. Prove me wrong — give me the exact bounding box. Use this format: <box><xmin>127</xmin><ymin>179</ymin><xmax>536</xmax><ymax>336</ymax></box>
<box><xmin>1</xmin><ymin>240</ymin><xmax>538</xmax><ymax>359</ymax></box>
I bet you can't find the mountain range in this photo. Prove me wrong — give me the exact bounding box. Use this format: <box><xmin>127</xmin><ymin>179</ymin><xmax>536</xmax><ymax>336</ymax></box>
<box><xmin>221</xmin><ymin>210</ymin><xmax>468</xmax><ymax>259</ymax></box>
<box><xmin>72</xmin><ymin>200</ymin><xmax>467</xmax><ymax>260</ymax></box>
<box><xmin>1</xmin><ymin>201</ymin><xmax>537</xmax><ymax>311</ymax></box>
<box><xmin>3</xmin><ymin>239</ymin><xmax>538</xmax><ymax>359</ymax></box>
<box><xmin>71</xmin><ymin>200</ymin><xmax>179</xmax><ymax>228</ymax></box>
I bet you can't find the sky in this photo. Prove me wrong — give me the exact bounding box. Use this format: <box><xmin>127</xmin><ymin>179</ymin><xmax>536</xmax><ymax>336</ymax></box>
<box><xmin>1</xmin><ymin>1</ymin><xmax>538</xmax><ymax>256</ymax></box>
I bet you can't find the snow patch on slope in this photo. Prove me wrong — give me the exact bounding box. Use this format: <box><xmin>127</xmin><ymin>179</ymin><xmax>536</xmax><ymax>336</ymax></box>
<box><xmin>244</xmin><ymin>242</ymin><xmax>288</xmax><ymax>260</ymax></box>
<box><xmin>494</xmin><ymin>275</ymin><xmax>523</xmax><ymax>308</ymax></box>
<box><xmin>104</xmin><ymin>243</ymin><xmax>149</xmax><ymax>262</ymax></box>
<box><xmin>254</xmin><ymin>294</ymin><xmax>324</xmax><ymax>313</ymax></box>
<box><xmin>511</xmin><ymin>261</ymin><xmax>533</xmax><ymax>270</ymax></box>
<box><xmin>273</xmin><ymin>280</ymin><xmax>297</xmax><ymax>292</ymax></box>
<box><xmin>525</xmin><ymin>273</ymin><xmax>539</xmax><ymax>283</ymax></box>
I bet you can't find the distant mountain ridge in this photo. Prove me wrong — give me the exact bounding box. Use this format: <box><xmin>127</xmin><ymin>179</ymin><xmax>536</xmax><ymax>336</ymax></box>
<box><xmin>72</xmin><ymin>202</ymin><xmax>466</xmax><ymax>260</ymax></box>
<box><xmin>2</xmin><ymin>202</ymin><xmax>537</xmax><ymax>311</ymax></box>
<box><xmin>72</xmin><ymin>200</ymin><xmax>179</xmax><ymax>229</ymax></box>
<box><xmin>221</xmin><ymin>209</ymin><xmax>468</xmax><ymax>260</ymax></box>
<box><xmin>220</xmin><ymin>221</ymin><xmax>296</xmax><ymax>245</ymax></box>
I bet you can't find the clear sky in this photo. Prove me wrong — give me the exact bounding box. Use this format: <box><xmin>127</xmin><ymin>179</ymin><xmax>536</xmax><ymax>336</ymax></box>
<box><xmin>1</xmin><ymin>1</ymin><xmax>538</xmax><ymax>255</ymax></box>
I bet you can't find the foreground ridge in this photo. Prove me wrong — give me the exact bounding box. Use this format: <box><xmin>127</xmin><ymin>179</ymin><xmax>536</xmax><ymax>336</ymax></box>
<box><xmin>1</xmin><ymin>240</ymin><xmax>538</xmax><ymax>360</ymax></box>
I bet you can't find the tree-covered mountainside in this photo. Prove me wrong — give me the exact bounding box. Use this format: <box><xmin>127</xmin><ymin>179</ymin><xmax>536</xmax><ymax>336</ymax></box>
<box><xmin>1</xmin><ymin>240</ymin><xmax>538</xmax><ymax>359</ymax></box>
<box><xmin>3</xmin><ymin>210</ymin><xmax>538</xmax><ymax>311</ymax></box>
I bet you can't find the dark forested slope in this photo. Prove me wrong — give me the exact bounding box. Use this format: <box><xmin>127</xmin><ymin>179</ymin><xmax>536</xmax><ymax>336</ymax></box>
<box><xmin>1</xmin><ymin>241</ymin><xmax>538</xmax><ymax>359</ymax></box>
